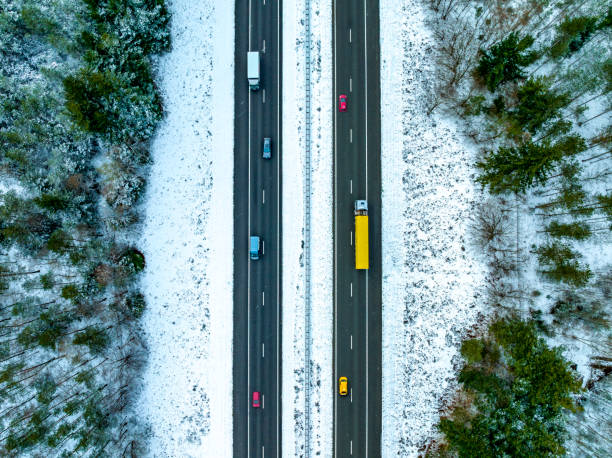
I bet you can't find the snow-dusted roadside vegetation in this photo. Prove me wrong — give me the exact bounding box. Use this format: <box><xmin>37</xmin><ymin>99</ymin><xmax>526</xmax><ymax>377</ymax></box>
<box><xmin>0</xmin><ymin>0</ymin><xmax>169</xmax><ymax>455</ymax></box>
<box><xmin>421</xmin><ymin>0</ymin><xmax>611</xmax><ymax>455</ymax></box>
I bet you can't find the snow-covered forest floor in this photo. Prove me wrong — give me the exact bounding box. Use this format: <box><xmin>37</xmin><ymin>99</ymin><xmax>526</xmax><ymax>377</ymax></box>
<box><xmin>380</xmin><ymin>0</ymin><xmax>488</xmax><ymax>455</ymax></box>
<box><xmin>414</xmin><ymin>0</ymin><xmax>611</xmax><ymax>455</ymax></box>
<box><xmin>137</xmin><ymin>1</ymin><xmax>234</xmax><ymax>455</ymax></box>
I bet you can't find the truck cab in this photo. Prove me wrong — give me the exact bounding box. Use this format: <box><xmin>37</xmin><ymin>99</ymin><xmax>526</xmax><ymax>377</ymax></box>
<box><xmin>354</xmin><ymin>200</ymin><xmax>369</xmax><ymax>270</ymax></box>
<box><xmin>250</xmin><ymin>236</ymin><xmax>261</xmax><ymax>260</ymax></box>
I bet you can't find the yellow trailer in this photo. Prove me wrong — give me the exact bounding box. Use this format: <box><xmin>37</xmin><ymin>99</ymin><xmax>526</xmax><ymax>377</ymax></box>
<box><xmin>354</xmin><ymin>200</ymin><xmax>369</xmax><ymax>270</ymax></box>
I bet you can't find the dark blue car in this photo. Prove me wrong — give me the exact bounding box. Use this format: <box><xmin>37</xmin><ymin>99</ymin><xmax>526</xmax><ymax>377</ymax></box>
<box><xmin>263</xmin><ymin>137</ymin><xmax>271</xmax><ymax>159</ymax></box>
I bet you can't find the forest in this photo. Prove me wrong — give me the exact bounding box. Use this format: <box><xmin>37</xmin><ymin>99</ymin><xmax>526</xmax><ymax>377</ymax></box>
<box><xmin>0</xmin><ymin>0</ymin><xmax>169</xmax><ymax>455</ymax></box>
<box><xmin>424</xmin><ymin>0</ymin><xmax>611</xmax><ymax>456</ymax></box>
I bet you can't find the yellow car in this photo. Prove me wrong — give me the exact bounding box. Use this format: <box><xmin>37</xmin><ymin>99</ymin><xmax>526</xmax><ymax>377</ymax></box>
<box><xmin>338</xmin><ymin>376</ymin><xmax>348</xmax><ymax>396</ymax></box>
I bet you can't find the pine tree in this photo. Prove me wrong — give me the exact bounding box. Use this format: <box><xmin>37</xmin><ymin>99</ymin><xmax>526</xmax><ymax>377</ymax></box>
<box><xmin>508</xmin><ymin>77</ymin><xmax>570</xmax><ymax>135</ymax></box>
<box><xmin>550</xmin><ymin>15</ymin><xmax>602</xmax><ymax>58</ymax></box>
<box><xmin>546</xmin><ymin>221</ymin><xmax>592</xmax><ymax>240</ymax></box>
<box><xmin>72</xmin><ymin>327</ymin><xmax>110</xmax><ymax>355</ymax></box>
<box><xmin>536</xmin><ymin>241</ymin><xmax>592</xmax><ymax>287</ymax></box>
<box><xmin>476</xmin><ymin>135</ymin><xmax>587</xmax><ymax>194</ymax></box>
<box><xmin>438</xmin><ymin>319</ymin><xmax>582</xmax><ymax>457</ymax></box>
<box><xmin>476</xmin><ymin>32</ymin><xmax>538</xmax><ymax>92</ymax></box>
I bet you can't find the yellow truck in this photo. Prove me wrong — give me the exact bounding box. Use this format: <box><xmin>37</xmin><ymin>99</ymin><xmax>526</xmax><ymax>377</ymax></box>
<box><xmin>354</xmin><ymin>200</ymin><xmax>369</xmax><ymax>270</ymax></box>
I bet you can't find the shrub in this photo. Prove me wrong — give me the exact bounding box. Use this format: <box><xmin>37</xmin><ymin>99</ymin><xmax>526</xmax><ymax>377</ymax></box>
<box><xmin>61</xmin><ymin>284</ymin><xmax>80</xmax><ymax>300</ymax></box>
<box><xmin>126</xmin><ymin>292</ymin><xmax>146</xmax><ymax>318</ymax></box>
<box><xmin>47</xmin><ymin>229</ymin><xmax>72</xmax><ymax>253</ymax></box>
<box><xmin>460</xmin><ymin>339</ymin><xmax>484</xmax><ymax>363</ymax></box>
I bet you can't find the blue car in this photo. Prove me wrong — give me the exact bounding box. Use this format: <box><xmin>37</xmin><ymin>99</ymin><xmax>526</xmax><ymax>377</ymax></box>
<box><xmin>250</xmin><ymin>236</ymin><xmax>261</xmax><ymax>260</ymax></box>
<box><xmin>263</xmin><ymin>137</ymin><xmax>271</xmax><ymax>159</ymax></box>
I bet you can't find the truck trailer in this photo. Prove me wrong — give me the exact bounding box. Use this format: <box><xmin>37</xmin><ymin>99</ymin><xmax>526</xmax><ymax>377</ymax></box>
<box><xmin>247</xmin><ymin>51</ymin><xmax>260</xmax><ymax>91</ymax></box>
<box><xmin>354</xmin><ymin>200</ymin><xmax>369</xmax><ymax>270</ymax></box>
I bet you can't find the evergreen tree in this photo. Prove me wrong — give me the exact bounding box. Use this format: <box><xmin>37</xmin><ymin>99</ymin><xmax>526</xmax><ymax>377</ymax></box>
<box><xmin>546</xmin><ymin>221</ymin><xmax>592</xmax><ymax>240</ymax></box>
<box><xmin>439</xmin><ymin>319</ymin><xmax>582</xmax><ymax>457</ymax></box>
<box><xmin>536</xmin><ymin>241</ymin><xmax>592</xmax><ymax>287</ymax></box>
<box><xmin>476</xmin><ymin>135</ymin><xmax>587</xmax><ymax>194</ymax></box>
<box><xmin>550</xmin><ymin>15</ymin><xmax>602</xmax><ymax>58</ymax></box>
<box><xmin>595</xmin><ymin>192</ymin><xmax>612</xmax><ymax>224</ymax></box>
<box><xmin>508</xmin><ymin>77</ymin><xmax>570</xmax><ymax>135</ymax></box>
<box><xmin>476</xmin><ymin>32</ymin><xmax>538</xmax><ymax>92</ymax></box>
<box><xmin>72</xmin><ymin>327</ymin><xmax>110</xmax><ymax>354</ymax></box>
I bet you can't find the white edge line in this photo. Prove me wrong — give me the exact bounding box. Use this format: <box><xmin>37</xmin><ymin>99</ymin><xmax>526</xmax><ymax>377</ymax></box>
<box><xmin>333</xmin><ymin>0</ymin><xmax>338</xmax><ymax>456</ymax></box>
<box><xmin>247</xmin><ymin>0</ymin><xmax>252</xmax><ymax>455</ymax></box>
<box><xmin>364</xmin><ymin>0</ymin><xmax>369</xmax><ymax>455</ymax></box>
<box><xmin>277</xmin><ymin>0</ymin><xmax>281</xmax><ymax>456</ymax></box>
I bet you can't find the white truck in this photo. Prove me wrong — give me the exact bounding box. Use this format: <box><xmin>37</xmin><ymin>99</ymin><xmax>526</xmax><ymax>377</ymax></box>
<box><xmin>247</xmin><ymin>51</ymin><xmax>260</xmax><ymax>91</ymax></box>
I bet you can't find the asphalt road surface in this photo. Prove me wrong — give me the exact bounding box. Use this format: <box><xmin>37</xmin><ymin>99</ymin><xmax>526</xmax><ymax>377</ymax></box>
<box><xmin>233</xmin><ymin>0</ymin><xmax>283</xmax><ymax>456</ymax></box>
<box><xmin>333</xmin><ymin>0</ymin><xmax>382</xmax><ymax>456</ymax></box>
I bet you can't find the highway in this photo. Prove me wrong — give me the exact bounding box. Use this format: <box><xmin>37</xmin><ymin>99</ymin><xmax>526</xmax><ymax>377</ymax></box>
<box><xmin>333</xmin><ymin>0</ymin><xmax>382</xmax><ymax>457</ymax></box>
<box><xmin>233</xmin><ymin>0</ymin><xmax>283</xmax><ymax>456</ymax></box>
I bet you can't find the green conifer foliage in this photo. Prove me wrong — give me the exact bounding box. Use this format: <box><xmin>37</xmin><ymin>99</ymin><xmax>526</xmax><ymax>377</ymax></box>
<box><xmin>439</xmin><ymin>319</ymin><xmax>582</xmax><ymax>457</ymax></box>
<box><xmin>509</xmin><ymin>77</ymin><xmax>570</xmax><ymax>135</ymax></box>
<box><xmin>596</xmin><ymin>192</ymin><xmax>612</xmax><ymax>224</ymax></box>
<box><xmin>72</xmin><ymin>327</ymin><xmax>109</xmax><ymax>354</ymax></box>
<box><xmin>546</xmin><ymin>221</ymin><xmax>592</xmax><ymax>240</ymax></box>
<box><xmin>536</xmin><ymin>241</ymin><xmax>592</xmax><ymax>287</ymax></box>
<box><xmin>63</xmin><ymin>69</ymin><xmax>120</xmax><ymax>134</ymax></box>
<box><xmin>551</xmin><ymin>16</ymin><xmax>601</xmax><ymax>58</ymax></box>
<box><xmin>476</xmin><ymin>135</ymin><xmax>587</xmax><ymax>194</ymax></box>
<box><xmin>476</xmin><ymin>32</ymin><xmax>538</xmax><ymax>92</ymax></box>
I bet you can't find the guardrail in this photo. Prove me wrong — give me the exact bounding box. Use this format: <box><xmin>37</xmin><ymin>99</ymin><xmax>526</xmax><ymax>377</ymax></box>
<box><xmin>303</xmin><ymin>0</ymin><xmax>312</xmax><ymax>455</ymax></box>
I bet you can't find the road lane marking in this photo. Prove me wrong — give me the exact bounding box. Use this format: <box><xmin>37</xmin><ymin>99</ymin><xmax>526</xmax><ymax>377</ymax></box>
<box><xmin>262</xmin><ymin>343</ymin><xmax>265</xmax><ymax>358</ymax></box>
<box><xmin>350</xmin><ymin>77</ymin><xmax>352</xmax><ymax>92</ymax></box>
<box><xmin>263</xmin><ymin>394</ymin><xmax>265</xmax><ymax>410</ymax></box>
<box><xmin>262</xmin><ymin>446</ymin><xmax>265</xmax><ymax>458</ymax></box>
<box><xmin>263</xmin><ymin>39</ymin><xmax>266</xmax><ymax>53</ymax></box>
<box><xmin>349</xmin><ymin>28</ymin><xmax>352</xmax><ymax>43</ymax></box>
<box><xmin>262</xmin><ymin>291</ymin><xmax>265</xmax><ymax>306</ymax></box>
<box><xmin>350</xmin><ymin>282</ymin><xmax>353</xmax><ymax>297</ymax></box>
<box><xmin>262</xmin><ymin>240</ymin><xmax>265</xmax><ymax>255</ymax></box>
<box><xmin>350</xmin><ymin>231</ymin><xmax>353</xmax><ymax>246</ymax></box>
<box><xmin>350</xmin><ymin>440</ymin><xmax>353</xmax><ymax>455</ymax></box>
<box><xmin>350</xmin><ymin>129</ymin><xmax>352</xmax><ymax>143</ymax></box>
<box><xmin>263</xmin><ymin>189</ymin><xmax>265</xmax><ymax>204</ymax></box>
<box><xmin>333</xmin><ymin>0</ymin><xmax>338</xmax><ymax>454</ymax></box>
<box><xmin>350</xmin><ymin>179</ymin><xmax>353</xmax><ymax>194</ymax></box>
<box><xmin>263</xmin><ymin>89</ymin><xmax>266</xmax><ymax>103</ymax></box>
<box><xmin>364</xmin><ymin>0</ymin><xmax>370</xmax><ymax>454</ymax></box>
<box><xmin>351</xmin><ymin>388</ymin><xmax>353</xmax><ymax>402</ymax></box>
<box><xmin>247</xmin><ymin>0</ymin><xmax>252</xmax><ymax>455</ymax></box>
<box><xmin>351</xmin><ymin>335</ymin><xmax>353</xmax><ymax>350</ymax></box>
<box><xmin>276</xmin><ymin>0</ymin><xmax>281</xmax><ymax>453</ymax></box>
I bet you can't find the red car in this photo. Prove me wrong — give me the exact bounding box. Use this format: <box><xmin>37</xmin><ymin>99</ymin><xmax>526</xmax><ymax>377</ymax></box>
<box><xmin>338</xmin><ymin>94</ymin><xmax>347</xmax><ymax>112</ymax></box>
<box><xmin>252</xmin><ymin>391</ymin><xmax>261</xmax><ymax>408</ymax></box>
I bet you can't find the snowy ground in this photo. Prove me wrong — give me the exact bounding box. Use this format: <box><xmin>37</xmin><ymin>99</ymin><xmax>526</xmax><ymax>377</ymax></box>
<box><xmin>282</xmin><ymin>0</ymin><xmax>334</xmax><ymax>456</ymax></box>
<box><xmin>379</xmin><ymin>0</ymin><xmax>488</xmax><ymax>455</ymax></box>
<box><xmin>137</xmin><ymin>1</ymin><xmax>234</xmax><ymax>456</ymax></box>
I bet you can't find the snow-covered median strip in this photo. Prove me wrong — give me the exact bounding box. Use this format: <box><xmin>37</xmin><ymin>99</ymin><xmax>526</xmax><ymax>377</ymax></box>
<box><xmin>138</xmin><ymin>1</ymin><xmax>234</xmax><ymax>456</ymax></box>
<box><xmin>282</xmin><ymin>0</ymin><xmax>334</xmax><ymax>455</ymax></box>
<box><xmin>380</xmin><ymin>0</ymin><xmax>487</xmax><ymax>455</ymax></box>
